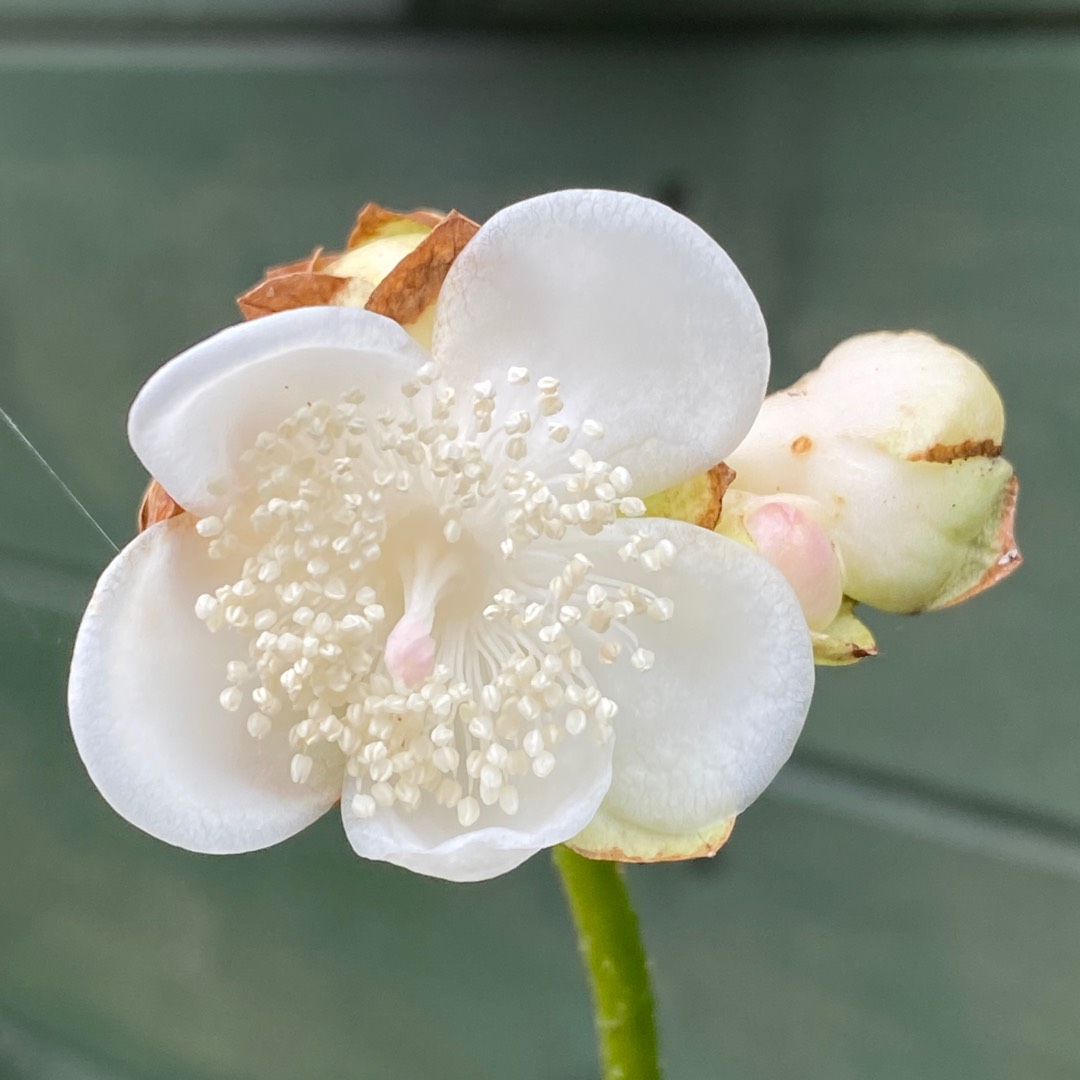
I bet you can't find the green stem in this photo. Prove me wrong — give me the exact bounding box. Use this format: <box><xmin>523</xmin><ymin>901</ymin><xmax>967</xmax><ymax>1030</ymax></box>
<box><xmin>552</xmin><ymin>845</ymin><xmax>661</xmax><ymax>1080</ymax></box>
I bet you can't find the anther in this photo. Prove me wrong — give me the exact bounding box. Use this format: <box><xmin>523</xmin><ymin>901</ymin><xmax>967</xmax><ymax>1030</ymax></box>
<box><xmin>196</xmin><ymin>516</ymin><xmax>224</xmax><ymax>538</ymax></box>
<box><xmin>290</xmin><ymin>754</ymin><xmax>313</xmax><ymax>784</ymax></box>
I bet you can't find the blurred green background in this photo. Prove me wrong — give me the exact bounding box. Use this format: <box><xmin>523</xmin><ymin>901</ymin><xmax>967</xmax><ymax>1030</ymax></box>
<box><xmin>1</xmin><ymin>2</ymin><xmax>1077</xmax><ymax>1077</ymax></box>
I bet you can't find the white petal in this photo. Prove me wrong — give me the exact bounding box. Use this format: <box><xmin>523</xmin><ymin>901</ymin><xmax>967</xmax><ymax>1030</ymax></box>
<box><xmin>69</xmin><ymin>517</ymin><xmax>340</xmax><ymax>853</ymax></box>
<box><xmin>431</xmin><ymin>189</ymin><xmax>768</xmax><ymax>492</ymax></box>
<box><xmin>340</xmin><ymin>727</ymin><xmax>613</xmax><ymax>883</ymax></box>
<box><xmin>129</xmin><ymin>306</ymin><xmax>429</xmax><ymax>516</ymax></box>
<box><xmin>579</xmin><ymin>518</ymin><xmax>813</xmax><ymax>835</ymax></box>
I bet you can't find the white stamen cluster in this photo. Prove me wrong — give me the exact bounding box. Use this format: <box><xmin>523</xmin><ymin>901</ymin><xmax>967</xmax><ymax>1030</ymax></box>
<box><xmin>193</xmin><ymin>361</ymin><xmax>677</xmax><ymax>828</ymax></box>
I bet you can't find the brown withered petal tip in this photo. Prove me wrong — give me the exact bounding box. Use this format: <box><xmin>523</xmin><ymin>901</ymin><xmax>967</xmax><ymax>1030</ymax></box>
<box><xmin>264</xmin><ymin>247</ymin><xmax>338</xmax><ymax>278</ymax></box>
<box><xmin>709</xmin><ymin>461</ymin><xmax>736</xmax><ymax>503</ymax></box>
<box><xmin>690</xmin><ymin>461</ymin><xmax>737</xmax><ymax>530</ymax></box>
<box><xmin>940</xmin><ymin>474</ymin><xmax>1023</xmax><ymax>608</ymax></box>
<box><xmin>365</xmin><ymin>211</ymin><xmax>480</xmax><ymax>327</ymax></box>
<box><xmin>138</xmin><ymin>479</ymin><xmax>184</xmax><ymax>532</ymax></box>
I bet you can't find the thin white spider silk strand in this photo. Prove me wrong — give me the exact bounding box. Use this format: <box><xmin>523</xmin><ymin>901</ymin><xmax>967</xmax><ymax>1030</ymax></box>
<box><xmin>0</xmin><ymin>403</ymin><xmax>119</xmax><ymax>554</ymax></box>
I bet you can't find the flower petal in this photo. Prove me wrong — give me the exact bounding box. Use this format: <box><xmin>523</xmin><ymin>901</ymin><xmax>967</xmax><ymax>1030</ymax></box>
<box><xmin>578</xmin><ymin>517</ymin><xmax>813</xmax><ymax>836</ymax></box>
<box><xmin>129</xmin><ymin>306</ymin><xmax>429</xmax><ymax>516</ymax></box>
<box><xmin>340</xmin><ymin>730</ymin><xmax>614</xmax><ymax>883</ymax></box>
<box><xmin>69</xmin><ymin>516</ymin><xmax>340</xmax><ymax>853</ymax></box>
<box><xmin>431</xmin><ymin>189</ymin><xmax>769</xmax><ymax>492</ymax></box>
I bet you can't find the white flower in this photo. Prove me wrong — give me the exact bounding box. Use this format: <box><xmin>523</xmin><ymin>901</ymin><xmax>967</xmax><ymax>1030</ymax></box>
<box><xmin>68</xmin><ymin>190</ymin><xmax>814</xmax><ymax>882</ymax></box>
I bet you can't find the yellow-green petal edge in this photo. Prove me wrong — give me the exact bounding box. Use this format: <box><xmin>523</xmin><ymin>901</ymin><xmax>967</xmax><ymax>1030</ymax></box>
<box><xmin>568</xmin><ymin>806</ymin><xmax>736</xmax><ymax>863</ymax></box>
<box><xmin>812</xmin><ymin>597</ymin><xmax>878</xmax><ymax>666</ymax></box>
<box><xmin>643</xmin><ymin>463</ymin><xmax>735</xmax><ymax>530</ymax></box>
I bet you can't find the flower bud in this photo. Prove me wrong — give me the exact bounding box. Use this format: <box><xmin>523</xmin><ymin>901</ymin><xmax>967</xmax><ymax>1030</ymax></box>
<box><xmin>722</xmin><ymin>493</ymin><xmax>844</xmax><ymax>632</ymax></box>
<box><xmin>726</xmin><ymin>331</ymin><xmax>1021</xmax><ymax>613</ymax></box>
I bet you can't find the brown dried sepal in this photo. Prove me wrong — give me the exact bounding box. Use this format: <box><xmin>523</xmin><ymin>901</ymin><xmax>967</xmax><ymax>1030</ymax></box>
<box><xmin>937</xmin><ymin>474</ymin><xmax>1023</xmax><ymax>607</ymax></box>
<box><xmin>644</xmin><ymin>461</ymin><xmax>736</xmax><ymax>531</ymax></box>
<box><xmin>236</xmin><ymin>205</ymin><xmax>479</xmax><ymax>328</ymax></box>
<box><xmin>266</xmin><ymin>247</ymin><xmax>338</xmax><ymax>277</ymax></box>
<box><xmin>346</xmin><ymin>202</ymin><xmax>446</xmax><ymax>248</ymax></box>
<box><xmin>912</xmin><ymin>438</ymin><xmax>1002</xmax><ymax>464</ymax></box>
<box><xmin>237</xmin><ymin>247</ymin><xmax>347</xmax><ymax>320</ymax></box>
<box><xmin>706</xmin><ymin>461</ymin><xmax>737</xmax><ymax>527</ymax></box>
<box><xmin>138</xmin><ymin>479</ymin><xmax>184</xmax><ymax>532</ymax></box>
<box><xmin>365</xmin><ymin>211</ymin><xmax>480</xmax><ymax>328</ymax></box>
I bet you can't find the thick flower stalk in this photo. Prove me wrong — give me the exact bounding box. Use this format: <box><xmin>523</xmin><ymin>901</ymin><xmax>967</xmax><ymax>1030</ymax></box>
<box><xmin>69</xmin><ymin>190</ymin><xmax>815</xmax><ymax>882</ymax></box>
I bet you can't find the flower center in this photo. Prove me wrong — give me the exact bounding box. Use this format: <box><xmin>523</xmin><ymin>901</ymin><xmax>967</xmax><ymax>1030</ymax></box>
<box><xmin>192</xmin><ymin>361</ymin><xmax>676</xmax><ymax>828</ymax></box>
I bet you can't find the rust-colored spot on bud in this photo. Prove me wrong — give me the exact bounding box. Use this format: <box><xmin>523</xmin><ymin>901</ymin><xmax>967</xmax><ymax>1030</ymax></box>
<box><xmin>138</xmin><ymin>479</ymin><xmax>184</xmax><ymax>532</ymax></box>
<box><xmin>911</xmin><ymin>438</ymin><xmax>1002</xmax><ymax>464</ymax></box>
<box><xmin>791</xmin><ymin>435</ymin><xmax>813</xmax><ymax>455</ymax></box>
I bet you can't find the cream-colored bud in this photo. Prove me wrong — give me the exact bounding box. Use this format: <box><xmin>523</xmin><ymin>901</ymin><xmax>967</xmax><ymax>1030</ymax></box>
<box><xmin>727</xmin><ymin>331</ymin><xmax>1021</xmax><ymax>613</ymax></box>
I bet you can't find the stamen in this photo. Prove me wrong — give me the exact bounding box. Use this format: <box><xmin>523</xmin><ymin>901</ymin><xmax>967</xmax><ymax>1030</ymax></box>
<box><xmin>191</xmin><ymin>360</ymin><xmax>677</xmax><ymax>829</ymax></box>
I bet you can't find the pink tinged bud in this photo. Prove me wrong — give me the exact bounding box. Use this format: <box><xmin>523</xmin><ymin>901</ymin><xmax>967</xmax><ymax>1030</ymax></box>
<box><xmin>744</xmin><ymin>501</ymin><xmax>843</xmax><ymax>632</ymax></box>
<box><xmin>383</xmin><ymin>614</ymin><xmax>437</xmax><ymax>688</ymax></box>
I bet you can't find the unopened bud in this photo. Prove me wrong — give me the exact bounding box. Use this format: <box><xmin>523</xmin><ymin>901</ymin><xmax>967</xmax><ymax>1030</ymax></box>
<box><xmin>743</xmin><ymin>499</ymin><xmax>843</xmax><ymax>632</ymax></box>
<box><xmin>727</xmin><ymin>331</ymin><xmax>1021</xmax><ymax>613</ymax></box>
